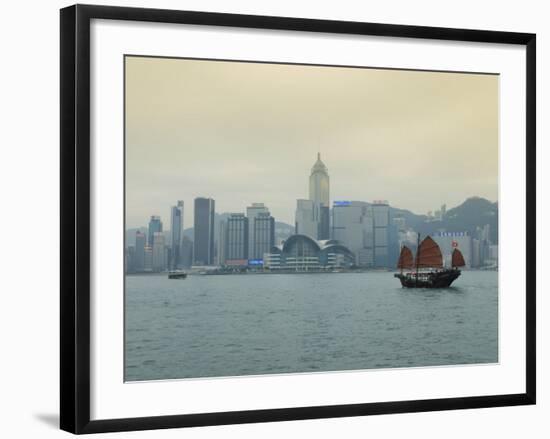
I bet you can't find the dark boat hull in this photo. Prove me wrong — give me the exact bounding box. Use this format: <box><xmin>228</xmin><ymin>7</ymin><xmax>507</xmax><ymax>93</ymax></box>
<box><xmin>168</xmin><ymin>273</ymin><xmax>187</xmax><ymax>279</ymax></box>
<box><xmin>394</xmin><ymin>269</ymin><xmax>461</xmax><ymax>288</ymax></box>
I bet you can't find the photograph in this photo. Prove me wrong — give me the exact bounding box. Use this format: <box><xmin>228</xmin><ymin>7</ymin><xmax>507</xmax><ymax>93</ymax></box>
<box><xmin>124</xmin><ymin>55</ymin><xmax>499</xmax><ymax>382</ymax></box>
<box><xmin>0</xmin><ymin>0</ymin><xmax>542</xmax><ymax>436</ymax></box>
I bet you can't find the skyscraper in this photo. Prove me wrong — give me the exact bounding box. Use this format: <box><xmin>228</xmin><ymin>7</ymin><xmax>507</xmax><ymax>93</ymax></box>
<box><xmin>318</xmin><ymin>205</ymin><xmax>330</xmax><ymax>240</ymax></box>
<box><xmin>331</xmin><ymin>201</ymin><xmax>373</xmax><ymax>266</ymax></box>
<box><xmin>294</xmin><ymin>153</ymin><xmax>331</xmax><ymax>240</ymax></box>
<box><xmin>225</xmin><ymin>213</ymin><xmax>248</xmax><ymax>261</ymax></box>
<box><xmin>125</xmin><ymin>246</ymin><xmax>135</xmax><ymax>273</ymax></box>
<box><xmin>193</xmin><ymin>197</ymin><xmax>215</xmax><ymax>265</ymax></box>
<box><xmin>144</xmin><ymin>246</ymin><xmax>153</xmax><ymax>272</ymax></box>
<box><xmin>169</xmin><ymin>201</ymin><xmax>184</xmax><ymax>269</ymax></box>
<box><xmin>180</xmin><ymin>236</ymin><xmax>193</xmax><ymax>268</ymax></box>
<box><xmin>252</xmin><ymin>211</ymin><xmax>275</xmax><ymax>260</ymax></box>
<box><xmin>309</xmin><ymin>153</ymin><xmax>330</xmax><ymax>208</ymax></box>
<box><xmin>309</xmin><ymin>153</ymin><xmax>330</xmax><ymax>239</ymax></box>
<box><xmin>295</xmin><ymin>199</ymin><xmax>317</xmax><ymax>238</ymax></box>
<box><xmin>476</xmin><ymin>224</ymin><xmax>491</xmax><ymax>266</ymax></box>
<box><xmin>217</xmin><ymin>220</ymin><xmax>226</xmax><ymax>266</ymax></box>
<box><xmin>372</xmin><ymin>201</ymin><xmax>390</xmax><ymax>267</ymax></box>
<box><xmin>361</xmin><ymin>211</ymin><xmax>375</xmax><ymax>267</ymax></box>
<box><xmin>134</xmin><ymin>230</ymin><xmax>146</xmax><ymax>272</ymax></box>
<box><xmin>246</xmin><ymin>203</ymin><xmax>275</xmax><ymax>260</ymax></box>
<box><xmin>148</xmin><ymin>215</ymin><xmax>163</xmax><ymax>247</ymax></box>
<box><xmin>152</xmin><ymin>232</ymin><xmax>166</xmax><ymax>272</ymax></box>
<box><xmin>246</xmin><ymin>203</ymin><xmax>268</xmax><ymax>257</ymax></box>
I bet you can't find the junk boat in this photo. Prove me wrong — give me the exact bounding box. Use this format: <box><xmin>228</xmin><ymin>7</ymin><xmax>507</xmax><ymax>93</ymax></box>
<box><xmin>394</xmin><ymin>236</ymin><xmax>465</xmax><ymax>288</ymax></box>
<box><xmin>168</xmin><ymin>271</ymin><xmax>187</xmax><ymax>279</ymax></box>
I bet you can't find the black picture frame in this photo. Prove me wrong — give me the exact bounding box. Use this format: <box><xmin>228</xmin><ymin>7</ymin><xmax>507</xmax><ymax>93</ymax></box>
<box><xmin>60</xmin><ymin>4</ymin><xmax>536</xmax><ymax>434</ymax></box>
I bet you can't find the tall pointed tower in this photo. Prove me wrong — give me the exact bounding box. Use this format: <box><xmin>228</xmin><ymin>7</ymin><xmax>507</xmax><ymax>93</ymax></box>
<box><xmin>309</xmin><ymin>153</ymin><xmax>330</xmax><ymax>239</ymax></box>
<box><xmin>309</xmin><ymin>153</ymin><xmax>330</xmax><ymax>206</ymax></box>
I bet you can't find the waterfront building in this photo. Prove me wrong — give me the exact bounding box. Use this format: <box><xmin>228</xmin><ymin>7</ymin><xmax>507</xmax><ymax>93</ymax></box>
<box><xmin>246</xmin><ymin>203</ymin><xmax>268</xmax><ymax>258</ymax></box>
<box><xmin>331</xmin><ymin>200</ymin><xmax>376</xmax><ymax>267</ymax></box>
<box><xmin>263</xmin><ymin>252</ymin><xmax>282</xmax><ymax>270</ymax></box>
<box><xmin>295</xmin><ymin>199</ymin><xmax>317</xmax><ymax>238</ymax></box>
<box><xmin>372</xmin><ymin>201</ymin><xmax>390</xmax><ymax>268</ymax></box>
<box><xmin>144</xmin><ymin>246</ymin><xmax>153</xmax><ymax>272</ymax></box>
<box><xmin>472</xmin><ymin>238</ymin><xmax>481</xmax><ymax>267</ymax></box>
<box><xmin>432</xmin><ymin>231</ymin><xmax>472</xmax><ymax>268</ymax></box>
<box><xmin>332</xmin><ymin>201</ymin><xmax>368</xmax><ymax>254</ymax></box>
<box><xmin>357</xmin><ymin>248</ymin><xmax>374</xmax><ymax>267</ymax></box>
<box><xmin>148</xmin><ymin>215</ymin><xmax>163</xmax><ymax>247</ymax></box>
<box><xmin>363</xmin><ymin>212</ymin><xmax>375</xmax><ymax>260</ymax></box>
<box><xmin>225</xmin><ymin>213</ymin><xmax>249</xmax><ymax>262</ymax></box>
<box><xmin>125</xmin><ymin>246</ymin><xmax>135</xmax><ymax>273</ymax></box>
<box><xmin>318</xmin><ymin>206</ymin><xmax>330</xmax><ymax>240</ymax></box>
<box><xmin>246</xmin><ymin>203</ymin><xmax>276</xmax><ymax>260</ymax></box>
<box><xmin>152</xmin><ymin>232</ymin><xmax>166</xmax><ymax>272</ymax></box>
<box><xmin>217</xmin><ymin>220</ymin><xmax>226</xmax><ymax>266</ymax></box>
<box><xmin>252</xmin><ymin>211</ymin><xmax>275</xmax><ymax>260</ymax></box>
<box><xmin>169</xmin><ymin>201</ymin><xmax>184</xmax><ymax>269</ymax></box>
<box><xmin>134</xmin><ymin>230</ymin><xmax>146</xmax><ymax>272</ymax></box>
<box><xmin>330</xmin><ymin>200</ymin><xmax>394</xmax><ymax>268</ymax></box>
<box><xmin>180</xmin><ymin>236</ymin><xmax>193</xmax><ymax>268</ymax></box>
<box><xmin>486</xmin><ymin>244</ymin><xmax>499</xmax><ymax>268</ymax></box>
<box><xmin>194</xmin><ymin>197</ymin><xmax>215</xmax><ymax>265</ymax></box>
<box><xmin>224</xmin><ymin>259</ymin><xmax>249</xmax><ymax>268</ymax></box>
<box><xmin>489</xmin><ymin>244</ymin><xmax>498</xmax><ymax>261</ymax></box>
<box><xmin>474</xmin><ymin>224</ymin><xmax>492</xmax><ymax>266</ymax></box>
<box><xmin>265</xmin><ymin>234</ymin><xmax>354</xmax><ymax>271</ymax></box>
<box><xmin>472</xmin><ymin>226</ymin><xmax>495</xmax><ymax>267</ymax></box>
<box><xmin>166</xmin><ymin>246</ymin><xmax>172</xmax><ymax>270</ymax></box>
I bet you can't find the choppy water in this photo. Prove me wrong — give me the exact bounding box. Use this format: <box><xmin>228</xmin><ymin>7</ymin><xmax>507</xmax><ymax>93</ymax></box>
<box><xmin>125</xmin><ymin>271</ymin><xmax>498</xmax><ymax>381</ymax></box>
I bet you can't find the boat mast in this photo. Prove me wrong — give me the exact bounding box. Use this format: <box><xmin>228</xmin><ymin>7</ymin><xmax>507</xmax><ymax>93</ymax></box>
<box><xmin>400</xmin><ymin>245</ymin><xmax>403</xmax><ymax>274</ymax></box>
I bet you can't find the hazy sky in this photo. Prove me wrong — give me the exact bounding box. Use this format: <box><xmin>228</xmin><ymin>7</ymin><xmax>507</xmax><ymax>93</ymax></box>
<box><xmin>125</xmin><ymin>56</ymin><xmax>498</xmax><ymax>229</ymax></box>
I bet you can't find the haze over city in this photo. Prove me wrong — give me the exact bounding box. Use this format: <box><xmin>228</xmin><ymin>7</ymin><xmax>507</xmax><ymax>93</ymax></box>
<box><xmin>125</xmin><ymin>56</ymin><xmax>498</xmax><ymax>229</ymax></box>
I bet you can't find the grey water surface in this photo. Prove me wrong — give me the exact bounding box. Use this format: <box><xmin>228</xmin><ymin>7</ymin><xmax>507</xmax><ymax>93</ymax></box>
<box><xmin>125</xmin><ymin>271</ymin><xmax>498</xmax><ymax>381</ymax></box>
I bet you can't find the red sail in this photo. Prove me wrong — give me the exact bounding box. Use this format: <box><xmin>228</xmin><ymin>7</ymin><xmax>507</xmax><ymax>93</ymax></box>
<box><xmin>452</xmin><ymin>248</ymin><xmax>466</xmax><ymax>267</ymax></box>
<box><xmin>415</xmin><ymin>236</ymin><xmax>443</xmax><ymax>268</ymax></box>
<box><xmin>397</xmin><ymin>246</ymin><xmax>414</xmax><ymax>269</ymax></box>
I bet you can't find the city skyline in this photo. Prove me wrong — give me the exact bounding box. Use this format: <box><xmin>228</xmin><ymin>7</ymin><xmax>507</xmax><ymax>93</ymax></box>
<box><xmin>126</xmin><ymin>192</ymin><xmax>491</xmax><ymax>233</ymax></box>
<box><xmin>125</xmin><ymin>56</ymin><xmax>498</xmax><ymax>229</ymax></box>
<box><xmin>125</xmin><ymin>150</ymin><xmax>497</xmax><ymax>273</ymax></box>
<box><xmin>125</xmin><ymin>193</ymin><xmax>497</xmax><ymax>272</ymax></box>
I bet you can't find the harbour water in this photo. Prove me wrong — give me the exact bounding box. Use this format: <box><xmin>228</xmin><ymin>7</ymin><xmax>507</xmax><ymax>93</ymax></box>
<box><xmin>125</xmin><ymin>271</ymin><xmax>498</xmax><ymax>381</ymax></box>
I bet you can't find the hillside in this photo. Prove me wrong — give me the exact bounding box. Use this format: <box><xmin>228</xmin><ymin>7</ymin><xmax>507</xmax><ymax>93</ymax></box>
<box><xmin>394</xmin><ymin>197</ymin><xmax>498</xmax><ymax>243</ymax></box>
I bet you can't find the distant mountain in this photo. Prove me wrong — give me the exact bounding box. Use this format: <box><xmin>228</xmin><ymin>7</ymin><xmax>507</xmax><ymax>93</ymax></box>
<box><xmin>389</xmin><ymin>207</ymin><xmax>428</xmax><ymax>232</ymax></box>
<box><xmin>392</xmin><ymin>197</ymin><xmax>498</xmax><ymax>244</ymax></box>
<box><xmin>440</xmin><ymin>197</ymin><xmax>498</xmax><ymax>243</ymax></box>
<box><xmin>274</xmin><ymin>221</ymin><xmax>295</xmax><ymax>243</ymax></box>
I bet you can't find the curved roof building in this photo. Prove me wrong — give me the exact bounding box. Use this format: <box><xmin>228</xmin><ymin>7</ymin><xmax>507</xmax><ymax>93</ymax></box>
<box><xmin>265</xmin><ymin>234</ymin><xmax>355</xmax><ymax>270</ymax></box>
